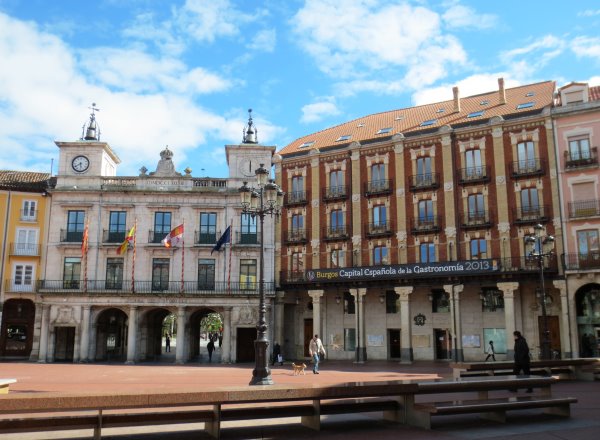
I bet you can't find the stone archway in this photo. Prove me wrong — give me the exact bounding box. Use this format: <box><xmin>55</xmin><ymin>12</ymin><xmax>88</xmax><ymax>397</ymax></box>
<box><xmin>138</xmin><ymin>308</ymin><xmax>173</xmax><ymax>362</ymax></box>
<box><xmin>0</xmin><ymin>299</ymin><xmax>35</xmax><ymax>358</ymax></box>
<box><xmin>575</xmin><ymin>284</ymin><xmax>600</xmax><ymax>357</ymax></box>
<box><xmin>95</xmin><ymin>308</ymin><xmax>128</xmax><ymax>362</ymax></box>
<box><xmin>189</xmin><ymin>308</ymin><xmax>223</xmax><ymax>363</ymax></box>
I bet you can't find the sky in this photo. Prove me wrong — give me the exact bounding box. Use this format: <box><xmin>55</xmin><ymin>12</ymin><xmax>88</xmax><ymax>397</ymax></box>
<box><xmin>1</xmin><ymin>0</ymin><xmax>599</xmax><ymax>178</ymax></box>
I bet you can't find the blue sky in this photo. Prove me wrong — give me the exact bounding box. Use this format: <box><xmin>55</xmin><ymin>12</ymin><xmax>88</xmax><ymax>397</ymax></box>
<box><xmin>1</xmin><ymin>0</ymin><xmax>599</xmax><ymax>178</ymax></box>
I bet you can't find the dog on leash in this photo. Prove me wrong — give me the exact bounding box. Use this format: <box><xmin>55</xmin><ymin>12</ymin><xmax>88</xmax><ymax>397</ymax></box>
<box><xmin>292</xmin><ymin>362</ymin><xmax>307</xmax><ymax>376</ymax></box>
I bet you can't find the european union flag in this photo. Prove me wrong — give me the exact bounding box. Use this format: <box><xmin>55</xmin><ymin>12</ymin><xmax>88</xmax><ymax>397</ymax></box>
<box><xmin>211</xmin><ymin>226</ymin><xmax>231</xmax><ymax>254</ymax></box>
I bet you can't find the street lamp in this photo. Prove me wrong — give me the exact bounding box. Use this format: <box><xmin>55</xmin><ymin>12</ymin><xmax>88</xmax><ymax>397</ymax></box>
<box><xmin>524</xmin><ymin>223</ymin><xmax>555</xmax><ymax>360</ymax></box>
<box><xmin>239</xmin><ymin>164</ymin><xmax>283</xmax><ymax>385</ymax></box>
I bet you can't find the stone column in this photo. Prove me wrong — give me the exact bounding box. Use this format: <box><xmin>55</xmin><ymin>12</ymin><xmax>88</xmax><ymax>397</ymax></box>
<box><xmin>350</xmin><ymin>146</ymin><xmax>362</xmax><ymax>264</ymax></box>
<box><xmin>222</xmin><ymin>307</ymin><xmax>232</xmax><ymax>363</ymax></box>
<box><xmin>274</xmin><ymin>291</ymin><xmax>285</xmax><ymax>349</ymax></box>
<box><xmin>37</xmin><ymin>304</ymin><xmax>50</xmax><ymax>363</ymax></box>
<box><xmin>125</xmin><ymin>306</ymin><xmax>137</xmax><ymax>364</ymax></box>
<box><xmin>498</xmin><ymin>281</ymin><xmax>519</xmax><ymax>358</ymax></box>
<box><xmin>175</xmin><ymin>307</ymin><xmax>186</xmax><ymax>364</ymax></box>
<box><xmin>553</xmin><ymin>280</ymin><xmax>572</xmax><ymax>358</ymax></box>
<box><xmin>350</xmin><ymin>287</ymin><xmax>367</xmax><ymax>362</ymax></box>
<box><xmin>310</xmin><ymin>154</ymin><xmax>321</xmax><ymax>268</ymax></box>
<box><xmin>79</xmin><ymin>305</ymin><xmax>91</xmax><ymax>362</ymax></box>
<box><xmin>395</xmin><ymin>286</ymin><xmax>414</xmax><ymax>363</ymax></box>
<box><xmin>444</xmin><ymin>284</ymin><xmax>464</xmax><ymax>362</ymax></box>
<box><xmin>308</xmin><ymin>290</ymin><xmax>324</xmax><ymax>339</ymax></box>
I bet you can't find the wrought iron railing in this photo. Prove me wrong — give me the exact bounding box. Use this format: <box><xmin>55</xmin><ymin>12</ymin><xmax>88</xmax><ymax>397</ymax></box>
<box><xmin>365</xmin><ymin>222</ymin><xmax>393</xmax><ymax>237</ymax></box>
<box><xmin>103</xmin><ymin>230</ymin><xmax>126</xmax><ymax>243</ymax></box>
<box><xmin>286</xmin><ymin>228</ymin><xmax>307</xmax><ymax>243</ymax></box>
<box><xmin>60</xmin><ymin>229</ymin><xmax>83</xmax><ymax>243</ymax></box>
<box><xmin>568</xmin><ymin>200</ymin><xmax>600</xmax><ymax>218</ymax></box>
<box><xmin>195</xmin><ymin>230</ymin><xmax>218</xmax><ymax>245</ymax></box>
<box><xmin>458</xmin><ymin>166</ymin><xmax>490</xmax><ymax>184</ymax></box>
<box><xmin>364</xmin><ymin>179</ymin><xmax>393</xmax><ymax>196</ymax></box>
<box><xmin>9</xmin><ymin>243</ymin><xmax>41</xmax><ymax>256</ymax></box>
<box><xmin>460</xmin><ymin>211</ymin><xmax>493</xmax><ymax>229</ymax></box>
<box><xmin>562</xmin><ymin>253</ymin><xmax>600</xmax><ymax>271</ymax></box>
<box><xmin>409</xmin><ymin>173</ymin><xmax>440</xmax><ymax>191</ymax></box>
<box><xmin>323</xmin><ymin>225</ymin><xmax>349</xmax><ymax>240</ymax></box>
<box><xmin>513</xmin><ymin>205</ymin><xmax>549</xmax><ymax>224</ymax></box>
<box><xmin>235</xmin><ymin>231</ymin><xmax>261</xmax><ymax>245</ymax></box>
<box><xmin>19</xmin><ymin>209</ymin><xmax>38</xmax><ymax>222</ymax></box>
<box><xmin>411</xmin><ymin>215</ymin><xmax>441</xmax><ymax>233</ymax></box>
<box><xmin>284</xmin><ymin>191</ymin><xmax>309</xmax><ymax>206</ymax></box>
<box><xmin>322</xmin><ymin>185</ymin><xmax>348</xmax><ymax>201</ymax></box>
<box><xmin>510</xmin><ymin>158</ymin><xmax>545</xmax><ymax>178</ymax></box>
<box><xmin>564</xmin><ymin>147</ymin><xmax>598</xmax><ymax>168</ymax></box>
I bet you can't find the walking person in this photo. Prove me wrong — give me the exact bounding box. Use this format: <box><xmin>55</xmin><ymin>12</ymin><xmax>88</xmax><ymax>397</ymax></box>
<box><xmin>308</xmin><ymin>334</ymin><xmax>326</xmax><ymax>374</ymax></box>
<box><xmin>207</xmin><ymin>338</ymin><xmax>215</xmax><ymax>362</ymax></box>
<box><xmin>485</xmin><ymin>340</ymin><xmax>496</xmax><ymax>361</ymax></box>
<box><xmin>165</xmin><ymin>333</ymin><xmax>171</xmax><ymax>353</ymax></box>
<box><xmin>513</xmin><ymin>331</ymin><xmax>532</xmax><ymax>392</ymax></box>
<box><xmin>272</xmin><ymin>342</ymin><xmax>283</xmax><ymax>366</ymax></box>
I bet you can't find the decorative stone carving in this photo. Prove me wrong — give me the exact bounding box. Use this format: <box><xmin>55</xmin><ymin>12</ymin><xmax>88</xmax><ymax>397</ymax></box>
<box><xmin>150</xmin><ymin>147</ymin><xmax>181</xmax><ymax>177</ymax></box>
<box><xmin>237</xmin><ymin>306</ymin><xmax>257</xmax><ymax>325</ymax></box>
<box><xmin>352</xmin><ymin>194</ymin><xmax>360</xmax><ymax>202</ymax></box>
<box><xmin>311</xmin><ymin>239</ymin><xmax>320</xmax><ymax>249</ymax></box>
<box><xmin>445</xmin><ymin>227</ymin><xmax>456</xmax><ymax>238</ymax></box>
<box><xmin>396</xmin><ymin>230</ymin><xmax>407</xmax><ymax>243</ymax></box>
<box><xmin>444</xmin><ymin>182</ymin><xmax>453</xmax><ymax>192</ymax></box>
<box><xmin>312</xmin><ymin>199</ymin><xmax>319</xmax><ymax>208</ymax></box>
<box><xmin>352</xmin><ymin>235</ymin><xmax>361</xmax><ymax>246</ymax></box>
<box><xmin>139</xmin><ymin>166</ymin><xmax>148</xmax><ymax>176</ymax></box>
<box><xmin>55</xmin><ymin>306</ymin><xmax>77</xmax><ymax>325</ymax></box>
<box><xmin>396</xmin><ymin>188</ymin><xmax>405</xmax><ymax>197</ymax></box>
<box><xmin>497</xmin><ymin>222</ymin><xmax>511</xmax><ymax>233</ymax></box>
<box><xmin>496</xmin><ymin>175</ymin><xmax>506</xmax><ymax>185</ymax></box>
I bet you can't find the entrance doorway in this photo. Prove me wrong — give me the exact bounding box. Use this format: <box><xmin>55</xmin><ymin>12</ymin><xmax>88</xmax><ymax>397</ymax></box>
<box><xmin>434</xmin><ymin>328</ymin><xmax>452</xmax><ymax>360</ymax></box>
<box><xmin>190</xmin><ymin>309</ymin><xmax>223</xmax><ymax>363</ymax></box>
<box><xmin>54</xmin><ymin>327</ymin><xmax>75</xmax><ymax>362</ymax></box>
<box><xmin>95</xmin><ymin>308</ymin><xmax>127</xmax><ymax>361</ymax></box>
<box><xmin>0</xmin><ymin>299</ymin><xmax>35</xmax><ymax>357</ymax></box>
<box><xmin>388</xmin><ymin>329</ymin><xmax>401</xmax><ymax>359</ymax></box>
<box><xmin>304</xmin><ymin>319</ymin><xmax>313</xmax><ymax>357</ymax></box>
<box><xmin>236</xmin><ymin>328</ymin><xmax>256</xmax><ymax>362</ymax></box>
<box><xmin>538</xmin><ymin>315</ymin><xmax>561</xmax><ymax>356</ymax></box>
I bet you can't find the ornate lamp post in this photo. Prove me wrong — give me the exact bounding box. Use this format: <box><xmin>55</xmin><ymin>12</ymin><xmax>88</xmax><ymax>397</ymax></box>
<box><xmin>239</xmin><ymin>164</ymin><xmax>283</xmax><ymax>385</ymax></box>
<box><xmin>524</xmin><ymin>223</ymin><xmax>555</xmax><ymax>360</ymax></box>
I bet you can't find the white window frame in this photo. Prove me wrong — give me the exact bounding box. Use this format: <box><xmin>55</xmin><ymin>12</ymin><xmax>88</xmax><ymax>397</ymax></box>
<box><xmin>12</xmin><ymin>263</ymin><xmax>35</xmax><ymax>291</ymax></box>
<box><xmin>15</xmin><ymin>228</ymin><xmax>38</xmax><ymax>256</ymax></box>
<box><xmin>21</xmin><ymin>200</ymin><xmax>37</xmax><ymax>221</ymax></box>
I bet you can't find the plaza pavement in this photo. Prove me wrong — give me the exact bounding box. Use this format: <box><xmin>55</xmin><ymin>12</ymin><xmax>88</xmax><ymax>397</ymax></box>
<box><xmin>0</xmin><ymin>358</ymin><xmax>598</xmax><ymax>440</ymax></box>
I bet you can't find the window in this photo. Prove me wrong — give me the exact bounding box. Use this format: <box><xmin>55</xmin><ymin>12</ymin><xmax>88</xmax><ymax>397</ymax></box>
<box><xmin>418</xmin><ymin>200</ymin><xmax>434</xmax><ymax>222</ymax></box>
<box><xmin>21</xmin><ymin>200</ymin><xmax>37</xmax><ymax>221</ymax></box>
<box><xmin>467</xmin><ymin>111</ymin><xmax>484</xmax><ymax>118</ymax></box>
<box><xmin>290</xmin><ymin>175</ymin><xmax>304</xmax><ymax>203</ymax></box>
<box><xmin>63</xmin><ymin>257</ymin><xmax>81</xmax><ymax>289</ymax></box>
<box><xmin>420</xmin><ymin>243</ymin><xmax>436</xmax><ymax>263</ymax></box>
<box><xmin>516</xmin><ymin>102</ymin><xmax>535</xmax><ymax>109</ymax></box>
<box><xmin>199</xmin><ymin>213</ymin><xmax>217</xmax><ymax>244</ymax></box>
<box><xmin>483</xmin><ymin>328</ymin><xmax>507</xmax><ymax>354</ymax></box>
<box><xmin>240</xmin><ymin>213</ymin><xmax>257</xmax><ymax>244</ymax></box>
<box><xmin>517</xmin><ymin>141</ymin><xmax>536</xmax><ymax>172</ymax></box>
<box><xmin>480</xmin><ymin>100</ymin><xmax>489</xmax><ymax>105</ymax></box>
<box><xmin>291</xmin><ymin>252</ymin><xmax>304</xmax><ymax>274</ymax></box>
<box><xmin>436</xmin><ymin>108</ymin><xmax>445</xmax><ymax>113</ymax></box>
<box><xmin>240</xmin><ymin>259</ymin><xmax>257</xmax><ymax>290</ymax></box>
<box><xmin>376</xmin><ymin>127</ymin><xmax>392</xmax><ymax>134</ymax></box>
<box><xmin>331</xmin><ymin>249</ymin><xmax>344</xmax><ymax>268</ymax></box>
<box><xmin>329</xmin><ymin>170</ymin><xmax>344</xmax><ymax>193</ymax></box>
<box><xmin>520</xmin><ymin>188</ymin><xmax>540</xmax><ymax>216</ymax></box>
<box><xmin>13</xmin><ymin>264</ymin><xmax>34</xmax><ymax>291</ymax></box>
<box><xmin>290</xmin><ymin>213</ymin><xmax>304</xmax><ymax>241</ymax></box>
<box><xmin>420</xmin><ymin>119</ymin><xmax>437</xmax><ymax>127</ymax></box>
<box><xmin>108</xmin><ymin>211</ymin><xmax>126</xmax><ymax>243</ymax></box>
<box><xmin>416</xmin><ymin>156</ymin><xmax>432</xmax><ymax>186</ymax></box>
<box><xmin>431</xmin><ymin>289</ymin><xmax>449</xmax><ymax>313</ymax></box>
<box><xmin>465</xmin><ymin>149</ymin><xmax>482</xmax><ymax>178</ymax></box>
<box><xmin>373</xmin><ymin>245</ymin><xmax>388</xmax><ymax>265</ymax></box>
<box><xmin>66</xmin><ymin>210</ymin><xmax>85</xmax><ymax>242</ymax></box>
<box><xmin>578</xmin><ymin>230</ymin><xmax>599</xmax><ymax>255</ymax></box>
<box><xmin>569</xmin><ymin>137</ymin><xmax>591</xmax><ymax>161</ymax></box>
<box><xmin>198</xmin><ymin>259</ymin><xmax>215</xmax><ymax>290</ymax></box>
<box><xmin>330</xmin><ymin>210</ymin><xmax>344</xmax><ymax>234</ymax></box>
<box><xmin>152</xmin><ymin>258</ymin><xmax>170</xmax><ymax>291</ymax></box>
<box><xmin>467</xmin><ymin>193</ymin><xmax>485</xmax><ymax>220</ymax></box>
<box><xmin>386</xmin><ymin>291</ymin><xmax>399</xmax><ymax>314</ymax></box>
<box><xmin>153</xmin><ymin>212</ymin><xmax>171</xmax><ymax>243</ymax></box>
<box><xmin>299</xmin><ymin>141</ymin><xmax>315</xmax><ymax>148</ymax></box>
<box><xmin>525</xmin><ymin>92</ymin><xmax>535</xmax><ymax>97</ymax></box>
<box><xmin>470</xmin><ymin>239</ymin><xmax>487</xmax><ymax>259</ymax></box>
<box><xmin>15</xmin><ymin>229</ymin><xmax>37</xmax><ymax>255</ymax></box>
<box><xmin>344</xmin><ymin>328</ymin><xmax>356</xmax><ymax>351</ymax></box>
<box><xmin>480</xmin><ymin>288</ymin><xmax>504</xmax><ymax>312</ymax></box>
<box><xmin>373</xmin><ymin>205</ymin><xmax>386</xmax><ymax>226</ymax></box>
<box><xmin>371</xmin><ymin>163</ymin><xmax>385</xmax><ymax>184</ymax></box>
<box><xmin>336</xmin><ymin>135</ymin><xmax>351</xmax><ymax>142</ymax></box>
<box><xmin>105</xmin><ymin>258</ymin><xmax>123</xmax><ymax>289</ymax></box>
<box><xmin>344</xmin><ymin>292</ymin><xmax>355</xmax><ymax>314</ymax></box>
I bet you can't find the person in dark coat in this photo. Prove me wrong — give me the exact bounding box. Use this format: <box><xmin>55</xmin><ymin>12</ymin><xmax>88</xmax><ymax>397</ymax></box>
<box><xmin>513</xmin><ymin>330</ymin><xmax>532</xmax><ymax>392</ymax></box>
<box><xmin>207</xmin><ymin>339</ymin><xmax>215</xmax><ymax>362</ymax></box>
<box><xmin>272</xmin><ymin>342</ymin><xmax>283</xmax><ymax>366</ymax></box>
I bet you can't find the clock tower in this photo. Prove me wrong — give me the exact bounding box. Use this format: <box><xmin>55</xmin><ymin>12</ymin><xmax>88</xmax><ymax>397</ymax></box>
<box><xmin>55</xmin><ymin>105</ymin><xmax>121</xmax><ymax>178</ymax></box>
<box><xmin>226</xmin><ymin>109</ymin><xmax>276</xmax><ymax>182</ymax></box>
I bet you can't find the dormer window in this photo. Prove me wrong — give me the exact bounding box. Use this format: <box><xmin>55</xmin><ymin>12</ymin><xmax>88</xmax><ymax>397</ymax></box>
<box><xmin>299</xmin><ymin>141</ymin><xmax>315</xmax><ymax>148</ymax></box>
<box><xmin>526</xmin><ymin>92</ymin><xmax>535</xmax><ymax>97</ymax></box>
<box><xmin>436</xmin><ymin>108</ymin><xmax>445</xmax><ymax>113</ymax></box>
<box><xmin>336</xmin><ymin>135</ymin><xmax>352</xmax><ymax>142</ymax></box>
<box><xmin>376</xmin><ymin>127</ymin><xmax>392</xmax><ymax>134</ymax></box>
<box><xmin>420</xmin><ymin>119</ymin><xmax>437</xmax><ymax>127</ymax></box>
<box><xmin>480</xmin><ymin>100</ymin><xmax>489</xmax><ymax>105</ymax></box>
<box><xmin>467</xmin><ymin>111</ymin><xmax>485</xmax><ymax>118</ymax></box>
<box><xmin>516</xmin><ymin>102</ymin><xmax>535</xmax><ymax>109</ymax></box>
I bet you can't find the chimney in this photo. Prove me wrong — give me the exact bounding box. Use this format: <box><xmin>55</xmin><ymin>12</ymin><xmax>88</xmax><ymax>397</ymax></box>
<box><xmin>453</xmin><ymin>86</ymin><xmax>460</xmax><ymax>113</ymax></box>
<box><xmin>498</xmin><ymin>78</ymin><xmax>506</xmax><ymax>105</ymax></box>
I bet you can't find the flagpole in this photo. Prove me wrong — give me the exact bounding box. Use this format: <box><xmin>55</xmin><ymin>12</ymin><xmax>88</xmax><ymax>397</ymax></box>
<box><xmin>181</xmin><ymin>221</ymin><xmax>185</xmax><ymax>294</ymax></box>
<box><xmin>228</xmin><ymin>219</ymin><xmax>233</xmax><ymax>295</ymax></box>
<box><xmin>132</xmin><ymin>219</ymin><xmax>137</xmax><ymax>293</ymax></box>
<box><xmin>83</xmin><ymin>219</ymin><xmax>89</xmax><ymax>293</ymax></box>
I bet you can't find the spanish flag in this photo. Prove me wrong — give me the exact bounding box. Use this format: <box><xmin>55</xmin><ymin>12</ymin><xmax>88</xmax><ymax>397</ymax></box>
<box><xmin>81</xmin><ymin>221</ymin><xmax>89</xmax><ymax>257</ymax></box>
<box><xmin>117</xmin><ymin>225</ymin><xmax>136</xmax><ymax>255</ymax></box>
<box><xmin>162</xmin><ymin>224</ymin><xmax>184</xmax><ymax>248</ymax></box>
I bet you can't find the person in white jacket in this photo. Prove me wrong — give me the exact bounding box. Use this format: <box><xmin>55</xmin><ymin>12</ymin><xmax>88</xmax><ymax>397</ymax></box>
<box><xmin>308</xmin><ymin>334</ymin><xmax>326</xmax><ymax>374</ymax></box>
<box><xmin>485</xmin><ymin>340</ymin><xmax>496</xmax><ymax>361</ymax></box>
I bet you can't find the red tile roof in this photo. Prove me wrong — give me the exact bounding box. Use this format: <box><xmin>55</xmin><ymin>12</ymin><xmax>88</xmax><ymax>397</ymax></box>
<box><xmin>589</xmin><ymin>86</ymin><xmax>600</xmax><ymax>102</ymax></box>
<box><xmin>279</xmin><ymin>81</ymin><xmax>555</xmax><ymax>156</ymax></box>
<box><xmin>0</xmin><ymin>170</ymin><xmax>51</xmax><ymax>192</ymax></box>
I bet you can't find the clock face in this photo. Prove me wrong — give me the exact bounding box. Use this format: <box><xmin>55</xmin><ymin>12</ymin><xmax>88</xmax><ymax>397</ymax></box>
<box><xmin>239</xmin><ymin>158</ymin><xmax>254</xmax><ymax>177</ymax></box>
<box><xmin>72</xmin><ymin>155</ymin><xmax>90</xmax><ymax>173</ymax></box>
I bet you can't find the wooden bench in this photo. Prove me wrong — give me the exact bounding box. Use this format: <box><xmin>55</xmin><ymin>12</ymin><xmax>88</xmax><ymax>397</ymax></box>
<box><xmin>450</xmin><ymin>358</ymin><xmax>599</xmax><ymax>380</ymax></box>
<box><xmin>0</xmin><ymin>380</ymin><xmax>16</xmax><ymax>395</ymax></box>
<box><xmin>405</xmin><ymin>376</ymin><xmax>577</xmax><ymax>429</ymax></box>
<box><xmin>0</xmin><ymin>380</ymin><xmax>419</xmax><ymax>439</ymax></box>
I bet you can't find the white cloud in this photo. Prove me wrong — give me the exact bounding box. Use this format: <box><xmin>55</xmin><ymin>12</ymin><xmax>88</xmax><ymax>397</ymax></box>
<box><xmin>571</xmin><ymin>37</ymin><xmax>600</xmax><ymax>59</ymax></box>
<box><xmin>291</xmin><ymin>0</ymin><xmax>468</xmax><ymax>94</ymax></box>
<box><xmin>588</xmin><ymin>76</ymin><xmax>600</xmax><ymax>86</ymax></box>
<box><xmin>578</xmin><ymin>9</ymin><xmax>600</xmax><ymax>17</ymax></box>
<box><xmin>122</xmin><ymin>12</ymin><xmax>185</xmax><ymax>55</ymax></box>
<box><xmin>248</xmin><ymin>29</ymin><xmax>277</xmax><ymax>52</ymax></box>
<box><xmin>300</xmin><ymin>99</ymin><xmax>341</xmax><ymax>123</ymax></box>
<box><xmin>442</xmin><ymin>4</ymin><xmax>497</xmax><ymax>29</ymax></box>
<box><xmin>500</xmin><ymin>35</ymin><xmax>566</xmax><ymax>66</ymax></box>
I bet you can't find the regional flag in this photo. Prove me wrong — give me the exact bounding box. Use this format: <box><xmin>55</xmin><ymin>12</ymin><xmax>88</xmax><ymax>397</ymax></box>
<box><xmin>162</xmin><ymin>224</ymin><xmax>184</xmax><ymax>248</ymax></box>
<box><xmin>117</xmin><ymin>225</ymin><xmax>136</xmax><ymax>255</ymax></box>
<box><xmin>211</xmin><ymin>225</ymin><xmax>231</xmax><ymax>254</ymax></box>
<box><xmin>81</xmin><ymin>222</ymin><xmax>89</xmax><ymax>257</ymax></box>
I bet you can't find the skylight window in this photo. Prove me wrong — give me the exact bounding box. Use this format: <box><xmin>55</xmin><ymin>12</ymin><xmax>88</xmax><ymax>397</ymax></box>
<box><xmin>436</xmin><ymin>108</ymin><xmax>445</xmax><ymax>113</ymax></box>
<box><xmin>480</xmin><ymin>100</ymin><xmax>489</xmax><ymax>105</ymax></box>
<box><xmin>395</xmin><ymin>115</ymin><xmax>404</xmax><ymax>121</ymax></box>
<box><xmin>357</xmin><ymin>123</ymin><xmax>365</xmax><ymax>127</ymax></box>
<box><xmin>516</xmin><ymin>102</ymin><xmax>535</xmax><ymax>109</ymax></box>
<box><xmin>526</xmin><ymin>92</ymin><xmax>535</xmax><ymax>97</ymax></box>
<box><xmin>299</xmin><ymin>141</ymin><xmax>315</xmax><ymax>148</ymax></box>
<box><xmin>420</xmin><ymin>119</ymin><xmax>437</xmax><ymax>127</ymax></box>
<box><xmin>467</xmin><ymin>111</ymin><xmax>485</xmax><ymax>118</ymax></box>
<box><xmin>336</xmin><ymin>135</ymin><xmax>352</xmax><ymax>142</ymax></box>
<box><xmin>376</xmin><ymin>127</ymin><xmax>392</xmax><ymax>134</ymax></box>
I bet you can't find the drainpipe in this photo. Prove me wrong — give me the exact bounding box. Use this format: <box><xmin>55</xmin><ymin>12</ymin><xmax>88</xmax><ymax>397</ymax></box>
<box><xmin>0</xmin><ymin>190</ymin><xmax>12</xmax><ymax>324</ymax></box>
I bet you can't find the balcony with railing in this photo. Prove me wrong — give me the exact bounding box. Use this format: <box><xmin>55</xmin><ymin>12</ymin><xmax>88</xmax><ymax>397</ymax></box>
<box><xmin>411</xmin><ymin>215</ymin><xmax>441</xmax><ymax>234</ymax></box>
<box><xmin>4</xmin><ymin>279</ymin><xmax>35</xmax><ymax>292</ymax></box>
<box><xmin>409</xmin><ymin>173</ymin><xmax>440</xmax><ymax>192</ymax></box>
<box><xmin>323</xmin><ymin>225</ymin><xmax>350</xmax><ymax>241</ymax></box>
<box><xmin>60</xmin><ymin>229</ymin><xmax>83</xmax><ymax>243</ymax></box>
<box><xmin>568</xmin><ymin>200</ymin><xmax>600</xmax><ymax>219</ymax></box>
<box><xmin>458</xmin><ymin>166</ymin><xmax>490</xmax><ymax>185</ymax></box>
<box><xmin>279</xmin><ymin>271</ymin><xmax>305</xmax><ymax>284</ymax></box>
<box><xmin>235</xmin><ymin>231</ymin><xmax>261</xmax><ymax>245</ymax></box>
<box><xmin>284</xmin><ymin>191</ymin><xmax>309</xmax><ymax>206</ymax></box>
<box><xmin>19</xmin><ymin>209</ymin><xmax>38</xmax><ymax>222</ymax></box>
<box><xmin>103</xmin><ymin>230</ymin><xmax>126</xmax><ymax>243</ymax></box>
<box><xmin>365</xmin><ymin>221</ymin><xmax>393</xmax><ymax>238</ymax></box>
<box><xmin>148</xmin><ymin>230</ymin><xmax>167</xmax><ymax>244</ymax></box>
<box><xmin>37</xmin><ymin>280</ymin><xmax>274</xmax><ymax>295</ymax></box>
<box><xmin>563</xmin><ymin>252</ymin><xmax>600</xmax><ymax>271</ymax></box>
<box><xmin>322</xmin><ymin>185</ymin><xmax>348</xmax><ymax>202</ymax></box>
<box><xmin>565</xmin><ymin>147</ymin><xmax>598</xmax><ymax>169</ymax></box>
<box><xmin>364</xmin><ymin>179</ymin><xmax>393</xmax><ymax>197</ymax></box>
<box><xmin>195</xmin><ymin>230</ymin><xmax>218</xmax><ymax>245</ymax></box>
<box><xmin>513</xmin><ymin>205</ymin><xmax>549</xmax><ymax>224</ymax></box>
<box><xmin>460</xmin><ymin>211</ymin><xmax>493</xmax><ymax>229</ymax></box>
<box><xmin>9</xmin><ymin>243</ymin><xmax>41</xmax><ymax>256</ymax></box>
<box><xmin>286</xmin><ymin>228</ymin><xmax>307</xmax><ymax>244</ymax></box>
<box><xmin>510</xmin><ymin>158</ymin><xmax>545</xmax><ymax>178</ymax></box>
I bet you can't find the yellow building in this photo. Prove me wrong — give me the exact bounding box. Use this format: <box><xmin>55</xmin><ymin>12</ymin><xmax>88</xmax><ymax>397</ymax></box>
<box><xmin>0</xmin><ymin>171</ymin><xmax>52</xmax><ymax>358</ymax></box>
